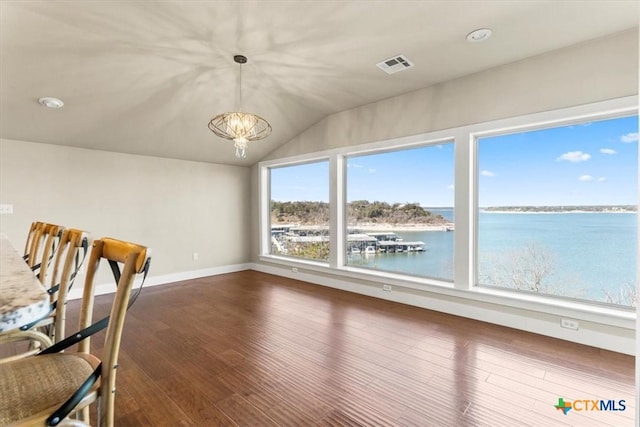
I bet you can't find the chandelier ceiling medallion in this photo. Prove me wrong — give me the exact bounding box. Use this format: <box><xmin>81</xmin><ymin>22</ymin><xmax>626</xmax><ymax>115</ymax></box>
<box><xmin>208</xmin><ymin>55</ymin><xmax>272</xmax><ymax>158</ymax></box>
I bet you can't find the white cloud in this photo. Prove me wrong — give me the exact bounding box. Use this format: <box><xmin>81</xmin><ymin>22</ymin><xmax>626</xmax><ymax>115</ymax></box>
<box><xmin>621</xmin><ymin>132</ymin><xmax>638</xmax><ymax>143</ymax></box>
<box><xmin>599</xmin><ymin>148</ymin><xmax>616</xmax><ymax>155</ymax></box>
<box><xmin>480</xmin><ymin>170</ymin><xmax>495</xmax><ymax>177</ymax></box>
<box><xmin>557</xmin><ymin>151</ymin><xmax>591</xmax><ymax>162</ymax></box>
<box><xmin>578</xmin><ymin>175</ymin><xmax>594</xmax><ymax>182</ymax></box>
<box><xmin>347</xmin><ymin>163</ymin><xmax>364</xmax><ymax>169</ymax></box>
<box><xmin>597</xmin><ymin>177</ymin><xmax>606</xmax><ymax>182</ymax></box>
<box><xmin>368</xmin><ymin>168</ymin><xmax>376</xmax><ymax>174</ymax></box>
<box><xmin>447</xmin><ymin>184</ymin><xmax>455</xmax><ymax>190</ymax></box>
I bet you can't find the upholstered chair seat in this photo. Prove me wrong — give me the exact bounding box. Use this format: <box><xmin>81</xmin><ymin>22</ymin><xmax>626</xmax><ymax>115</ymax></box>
<box><xmin>0</xmin><ymin>353</ymin><xmax>99</xmax><ymax>425</ymax></box>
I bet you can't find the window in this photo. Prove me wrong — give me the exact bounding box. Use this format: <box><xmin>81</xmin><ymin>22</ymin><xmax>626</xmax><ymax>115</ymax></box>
<box><xmin>260</xmin><ymin>96</ymin><xmax>637</xmax><ymax>322</ymax></box>
<box><xmin>269</xmin><ymin>160</ymin><xmax>330</xmax><ymax>262</ymax></box>
<box><xmin>346</xmin><ymin>143</ymin><xmax>455</xmax><ymax>280</ymax></box>
<box><xmin>476</xmin><ymin>115</ymin><xmax>638</xmax><ymax>307</ymax></box>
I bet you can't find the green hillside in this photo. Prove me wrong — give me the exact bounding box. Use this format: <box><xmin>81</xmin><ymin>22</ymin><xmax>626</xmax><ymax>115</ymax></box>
<box><xmin>271</xmin><ymin>200</ymin><xmax>448</xmax><ymax>225</ymax></box>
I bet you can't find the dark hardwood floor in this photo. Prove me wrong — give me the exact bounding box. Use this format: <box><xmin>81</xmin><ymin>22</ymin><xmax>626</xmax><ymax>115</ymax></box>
<box><xmin>5</xmin><ymin>270</ymin><xmax>636</xmax><ymax>426</ymax></box>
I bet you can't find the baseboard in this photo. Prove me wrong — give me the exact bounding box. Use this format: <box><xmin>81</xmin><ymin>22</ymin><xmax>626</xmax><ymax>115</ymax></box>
<box><xmin>250</xmin><ymin>262</ymin><xmax>635</xmax><ymax>355</ymax></box>
<box><xmin>65</xmin><ymin>261</ymin><xmax>633</xmax><ymax>355</ymax></box>
<box><xmin>67</xmin><ymin>263</ymin><xmax>252</xmax><ymax>300</ymax></box>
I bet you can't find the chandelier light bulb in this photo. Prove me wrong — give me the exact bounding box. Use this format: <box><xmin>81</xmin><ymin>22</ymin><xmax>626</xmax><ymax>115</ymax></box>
<box><xmin>234</xmin><ymin>138</ymin><xmax>248</xmax><ymax>158</ymax></box>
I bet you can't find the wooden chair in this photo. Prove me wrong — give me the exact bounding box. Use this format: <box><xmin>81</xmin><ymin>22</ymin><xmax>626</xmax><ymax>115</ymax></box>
<box><xmin>0</xmin><ymin>229</ymin><xmax>90</xmax><ymax>363</ymax></box>
<box><xmin>22</xmin><ymin>221</ymin><xmax>42</xmax><ymax>261</ymax></box>
<box><xmin>47</xmin><ymin>229</ymin><xmax>91</xmax><ymax>343</ymax></box>
<box><xmin>23</xmin><ymin>221</ymin><xmax>65</xmax><ymax>284</ymax></box>
<box><xmin>0</xmin><ymin>229</ymin><xmax>90</xmax><ymax>361</ymax></box>
<box><xmin>1</xmin><ymin>222</ymin><xmax>69</xmax><ymax>358</ymax></box>
<box><xmin>0</xmin><ymin>237</ymin><xmax>151</xmax><ymax>427</ymax></box>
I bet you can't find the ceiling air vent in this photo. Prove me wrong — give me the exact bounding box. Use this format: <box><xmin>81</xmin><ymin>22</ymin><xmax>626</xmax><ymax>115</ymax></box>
<box><xmin>376</xmin><ymin>54</ymin><xmax>414</xmax><ymax>75</ymax></box>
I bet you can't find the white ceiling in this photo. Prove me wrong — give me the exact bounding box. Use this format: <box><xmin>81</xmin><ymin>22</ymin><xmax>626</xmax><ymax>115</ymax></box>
<box><xmin>1</xmin><ymin>1</ymin><xmax>638</xmax><ymax>166</ymax></box>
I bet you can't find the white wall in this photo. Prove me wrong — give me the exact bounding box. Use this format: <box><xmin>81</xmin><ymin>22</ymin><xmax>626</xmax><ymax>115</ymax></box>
<box><xmin>0</xmin><ymin>139</ymin><xmax>251</xmax><ymax>289</ymax></box>
<box><xmin>251</xmin><ymin>29</ymin><xmax>639</xmax><ymax>355</ymax></box>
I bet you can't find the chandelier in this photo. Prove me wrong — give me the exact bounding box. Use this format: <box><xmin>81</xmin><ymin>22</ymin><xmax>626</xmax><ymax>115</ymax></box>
<box><xmin>208</xmin><ymin>55</ymin><xmax>272</xmax><ymax>158</ymax></box>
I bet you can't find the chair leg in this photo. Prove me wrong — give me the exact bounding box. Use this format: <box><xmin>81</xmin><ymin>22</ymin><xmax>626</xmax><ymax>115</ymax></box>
<box><xmin>68</xmin><ymin>400</ymin><xmax>90</xmax><ymax>424</ymax></box>
<box><xmin>58</xmin><ymin>420</ymin><xmax>90</xmax><ymax>427</ymax></box>
<box><xmin>100</xmin><ymin>389</ymin><xmax>116</xmax><ymax>427</ymax></box>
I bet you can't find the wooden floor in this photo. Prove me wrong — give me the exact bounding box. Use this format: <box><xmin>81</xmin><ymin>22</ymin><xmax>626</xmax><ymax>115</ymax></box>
<box><xmin>8</xmin><ymin>270</ymin><xmax>637</xmax><ymax>426</ymax></box>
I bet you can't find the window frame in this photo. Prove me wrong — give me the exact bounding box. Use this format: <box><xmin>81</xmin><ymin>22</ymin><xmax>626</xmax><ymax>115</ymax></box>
<box><xmin>258</xmin><ymin>95</ymin><xmax>638</xmax><ymax>327</ymax></box>
<box><xmin>342</xmin><ymin>140</ymin><xmax>456</xmax><ymax>281</ymax></box>
<box><xmin>471</xmin><ymin>108</ymin><xmax>638</xmax><ymax>308</ymax></box>
<box><xmin>262</xmin><ymin>156</ymin><xmax>332</xmax><ymax>265</ymax></box>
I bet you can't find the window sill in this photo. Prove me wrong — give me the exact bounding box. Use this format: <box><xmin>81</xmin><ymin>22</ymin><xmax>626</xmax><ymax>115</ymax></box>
<box><xmin>258</xmin><ymin>254</ymin><xmax>635</xmax><ymax>330</ymax></box>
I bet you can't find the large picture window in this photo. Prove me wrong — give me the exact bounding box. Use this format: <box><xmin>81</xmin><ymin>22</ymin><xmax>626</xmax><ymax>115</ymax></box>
<box><xmin>260</xmin><ymin>97</ymin><xmax>638</xmax><ymax>322</ymax></box>
<box><xmin>476</xmin><ymin>115</ymin><xmax>638</xmax><ymax>307</ymax></box>
<box><xmin>269</xmin><ymin>160</ymin><xmax>330</xmax><ymax>262</ymax></box>
<box><xmin>346</xmin><ymin>144</ymin><xmax>455</xmax><ymax>280</ymax></box>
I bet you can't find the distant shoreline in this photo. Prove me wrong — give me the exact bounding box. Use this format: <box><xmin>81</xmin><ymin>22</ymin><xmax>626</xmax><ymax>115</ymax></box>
<box><xmin>480</xmin><ymin>205</ymin><xmax>635</xmax><ymax>213</ymax></box>
<box><xmin>350</xmin><ymin>222</ymin><xmax>454</xmax><ymax>232</ymax></box>
<box><xmin>481</xmin><ymin>210</ymin><xmax>636</xmax><ymax>214</ymax></box>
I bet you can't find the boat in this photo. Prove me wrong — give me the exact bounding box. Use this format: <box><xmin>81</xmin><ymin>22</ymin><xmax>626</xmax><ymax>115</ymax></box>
<box><xmin>350</xmin><ymin>247</ymin><xmax>361</xmax><ymax>255</ymax></box>
<box><xmin>364</xmin><ymin>246</ymin><xmax>376</xmax><ymax>254</ymax></box>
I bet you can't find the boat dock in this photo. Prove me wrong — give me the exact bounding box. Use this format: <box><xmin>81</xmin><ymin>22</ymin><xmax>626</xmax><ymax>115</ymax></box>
<box><xmin>376</xmin><ymin>241</ymin><xmax>425</xmax><ymax>252</ymax></box>
<box><xmin>270</xmin><ymin>226</ymin><xmax>428</xmax><ymax>255</ymax></box>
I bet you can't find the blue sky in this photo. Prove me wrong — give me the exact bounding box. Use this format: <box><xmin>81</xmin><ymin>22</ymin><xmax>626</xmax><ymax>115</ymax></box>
<box><xmin>270</xmin><ymin>115</ymin><xmax>638</xmax><ymax>207</ymax></box>
<box><xmin>346</xmin><ymin>144</ymin><xmax>454</xmax><ymax>206</ymax></box>
<box><xmin>270</xmin><ymin>161</ymin><xmax>330</xmax><ymax>202</ymax></box>
<box><xmin>269</xmin><ymin>144</ymin><xmax>455</xmax><ymax>205</ymax></box>
<box><xmin>479</xmin><ymin>115</ymin><xmax>637</xmax><ymax>206</ymax></box>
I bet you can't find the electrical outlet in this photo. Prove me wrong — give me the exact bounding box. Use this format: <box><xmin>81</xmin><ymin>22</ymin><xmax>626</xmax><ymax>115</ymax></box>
<box><xmin>382</xmin><ymin>284</ymin><xmax>392</xmax><ymax>292</ymax></box>
<box><xmin>192</xmin><ymin>252</ymin><xmax>199</xmax><ymax>261</ymax></box>
<box><xmin>0</xmin><ymin>204</ymin><xmax>13</xmax><ymax>214</ymax></box>
<box><xmin>291</xmin><ymin>267</ymin><xmax>298</xmax><ymax>273</ymax></box>
<box><xmin>561</xmin><ymin>318</ymin><xmax>579</xmax><ymax>330</ymax></box>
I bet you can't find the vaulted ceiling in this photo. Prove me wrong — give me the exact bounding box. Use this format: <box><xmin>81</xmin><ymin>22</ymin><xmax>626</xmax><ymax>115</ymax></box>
<box><xmin>1</xmin><ymin>1</ymin><xmax>638</xmax><ymax>166</ymax></box>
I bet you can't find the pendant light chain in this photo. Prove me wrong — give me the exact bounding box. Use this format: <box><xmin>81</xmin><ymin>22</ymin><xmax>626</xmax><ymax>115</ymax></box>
<box><xmin>238</xmin><ymin>61</ymin><xmax>243</xmax><ymax>112</ymax></box>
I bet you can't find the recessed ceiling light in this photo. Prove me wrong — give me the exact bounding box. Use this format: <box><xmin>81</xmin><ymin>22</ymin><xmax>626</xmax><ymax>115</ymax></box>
<box><xmin>38</xmin><ymin>97</ymin><xmax>64</xmax><ymax>108</ymax></box>
<box><xmin>466</xmin><ymin>28</ymin><xmax>492</xmax><ymax>43</ymax></box>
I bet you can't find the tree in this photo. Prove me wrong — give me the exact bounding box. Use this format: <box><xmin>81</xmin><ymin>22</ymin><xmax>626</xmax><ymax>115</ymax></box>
<box><xmin>294</xmin><ymin>242</ymin><xmax>329</xmax><ymax>261</ymax></box>
<box><xmin>602</xmin><ymin>282</ymin><xmax>637</xmax><ymax>307</ymax></box>
<box><xmin>273</xmin><ymin>200</ymin><xmax>451</xmax><ymax>226</ymax></box>
<box><xmin>479</xmin><ymin>242</ymin><xmax>583</xmax><ymax>298</ymax></box>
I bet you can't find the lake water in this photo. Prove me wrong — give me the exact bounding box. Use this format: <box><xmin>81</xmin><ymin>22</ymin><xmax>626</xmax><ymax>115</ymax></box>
<box><xmin>349</xmin><ymin>210</ymin><xmax>637</xmax><ymax>305</ymax></box>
